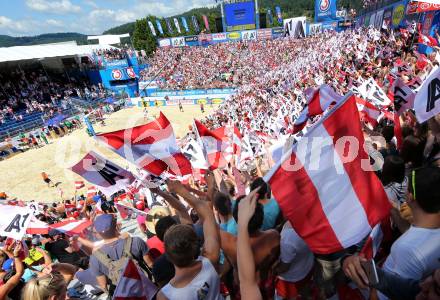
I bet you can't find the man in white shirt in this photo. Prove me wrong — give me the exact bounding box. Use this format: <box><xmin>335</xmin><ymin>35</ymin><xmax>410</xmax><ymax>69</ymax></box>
<box><xmin>273</xmin><ymin>221</ymin><xmax>315</xmax><ymax>300</ymax></box>
<box><xmin>342</xmin><ymin>166</ymin><xmax>440</xmax><ymax>299</ymax></box>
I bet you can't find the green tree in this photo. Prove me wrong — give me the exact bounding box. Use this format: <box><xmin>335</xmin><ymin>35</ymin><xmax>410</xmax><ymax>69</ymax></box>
<box><xmin>132</xmin><ymin>18</ymin><xmax>157</xmax><ymax>56</ymax></box>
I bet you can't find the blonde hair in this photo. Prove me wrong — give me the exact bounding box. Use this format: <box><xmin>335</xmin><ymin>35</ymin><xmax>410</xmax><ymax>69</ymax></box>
<box><xmin>22</xmin><ymin>272</ymin><xmax>66</xmax><ymax>300</ymax></box>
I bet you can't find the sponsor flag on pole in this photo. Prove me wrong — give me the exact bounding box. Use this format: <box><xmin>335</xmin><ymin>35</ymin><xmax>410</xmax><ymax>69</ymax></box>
<box><xmin>156</xmin><ymin>19</ymin><xmax>164</xmax><ymax>35</ymax></box>
<box><xmin>267</xmin><ymin>9</ymin><xmax>274</xmax><ymax>25</ymax></box>
<box><xmin>202</xmin><ymin>15</ymin><xmax>210</xmax><ymax>31</ymax></box>
<box><xmin>70</xmin><ymin>151</ymin><xmax>136</xmax><ymax>197</ymax></box>
<box><xmin>264</xmin><ymin>95</ymin><xmax>391</xmax><ymax>254</ymax></box>
<box><xmin>194</xmin><ymin>120</ymin><xmax>228</xmax><ymax>170</ymax></box>
<box><xmin>181</xmin><ymin>16</ymin><xmax>189</xmax><ymax>32</ymax></box>
<box><xmin>192</xmin><ymin>15</ymin><xmax>200</xmax><ymax>32</ymax></box>
<box><xmin>147</xmin><ymin>20</ymin><xmax>156</xmax><ymax>36</ymax></box>
<box><xmin>165</xmin><ymin>18</ymin><xmax>174</xmax><ymax>34</ymax></box>
<box><xmin>112</xmin><ymin>259</ymin><xmax>157</xmax><ymax>300</ymax></box>
<box><xmin>275</xmin><ymin>6</ymin><xmax>283</xmax><ymax>24</ymax></box>
<box><xmin>96</xmin><ymin>112</ymin><xmax>192</xmax><ymax>177</ymax></box>
<box><xmin>414</xmin><ymin>67</ymin><xmax>440</xmax><ymax>123</ymax></box>
<box><xmin>173</xmin><ymin>17</ymin><xmax>181</xmax><ymax>34</ymax></box>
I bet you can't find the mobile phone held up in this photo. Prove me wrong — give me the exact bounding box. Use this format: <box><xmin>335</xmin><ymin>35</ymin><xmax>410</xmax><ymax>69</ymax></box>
<box><xmin>361</xmin><ymin>259</ymin><xmax>379</xmax><ymax>286</ymax></box>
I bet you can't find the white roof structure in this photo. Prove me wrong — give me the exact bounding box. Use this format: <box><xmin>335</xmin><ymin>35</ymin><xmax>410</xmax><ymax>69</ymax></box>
<box><xmin>0</xmin><ymin>42</ymin><xmax>115</xmax><ymax>63</ymax></box>
<box><xmin>87</xmin><ymin>34</ymin><xmax>130</xmax><ymax>45</ymax></box>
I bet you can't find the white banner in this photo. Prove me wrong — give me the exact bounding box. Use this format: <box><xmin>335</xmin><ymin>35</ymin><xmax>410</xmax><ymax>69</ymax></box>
<box><xmin>414</xmin><ymin>67</ymin><xmax>440</xmax><ymax>123</ymax></box>
<box><xmin>173</xmin><ymin>18</ymin><xmax>181</xmax><ymax>34</ymax></box>
<box><xmin>171</xmin><ymin>37</ymin><xmax>185</xmax><ymax>47</ymax></box>
<box><xmin>358</xmin><ymin>78</ymin><xmax>392</xmax><ymax>107</ymax></box>
<box><xmin>0</xmin><ymin>205</ymin><xmax>33</xmax><ymax>240</ymax></box>
<box><xmin>241</xmin><ymin>30</ymin><xmax>257</xmax><ymax>41</ymax></box>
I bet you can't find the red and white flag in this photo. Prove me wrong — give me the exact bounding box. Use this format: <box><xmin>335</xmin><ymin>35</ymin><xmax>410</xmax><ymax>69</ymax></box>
<box><xmin>194</xmin><ymin>120</ymin><xmax>229</xmax><ymax>170</ymax></box>
<box><xmin>355</xmin><ymin>96</ymin><xmax>382</xmax><ymax>128</ymax></box>
<box><xmin>75</xmin><ymin>181</ymin><xmax>85</xmax><ymax>190</ymax></box>
<box><xmin>96</xmin><ymin>112</ymin><xmax>192</xmax><ymax>177</ymax></box>
<box><xmin>49</xmin><ymin>219</ymin><xmax>92</xmax><ymax>236</ymax></box>
<box><xmin>265</xmin><ymin>95</ymin><xmax>391</xmax><ymax>254</ymax></box>
<box><xmin>70</xmin><ymin>151</ymin><xmax>135</xmax><ymax>197</ymax></box>
<box><xmin>293</xmin><ymin>85</ymin><xmax>344</xmax><ymax>134</ymax></box>
<box><xmin>87</xmin><ymin>186</ymin><xmax>97</xmax><ymax>198</ymax></box>
<box><xmin>418</xmin><ymin>33</ymin><xmax>438</xmax><ymax>48</ymax></box>
<box><xmin>360</xmin><ymin>223</ymin><xmax>384</xmax><ymax>259</ymax></box>
<box><xmin>113</xmin><ymin>259</ymin><xmax>157</xmax><ymax>300</ymax></box>
<box><xmin>26</xmin><ymin>217</ymin><xmax>49</xmax><ymax>235</ymax></box>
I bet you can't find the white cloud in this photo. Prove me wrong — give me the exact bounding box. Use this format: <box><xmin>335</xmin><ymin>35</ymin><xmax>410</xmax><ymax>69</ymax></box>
<box><xmin>0</xmin><ymin>16</ymin><xmax>33</xmax><ymax>35</ymax></box>
<box><xmin>46</xmin><ymin>19</ymin><xmax>64</xmax><ymax>27</ymax></box>
<box><xmin>83</xmin><ymin>0</ymin><xmax>98</xmax><ymax>9</ymax></box>
<box><xmin>135</xmin><ymin>0</ymin><xmax>214</xmax><ymax>17</ymax></box>
<box><xmin>26</xmin><ymin>0</ymin><xmax>81</xmax><ymax>14</ymax></box>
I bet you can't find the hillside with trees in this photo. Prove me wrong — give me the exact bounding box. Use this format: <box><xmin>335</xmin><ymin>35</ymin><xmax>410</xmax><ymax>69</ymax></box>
<box><xmin>0</xmin><ymin>0</ymin><xmax>363</xmax><ymax>49</ymax></box>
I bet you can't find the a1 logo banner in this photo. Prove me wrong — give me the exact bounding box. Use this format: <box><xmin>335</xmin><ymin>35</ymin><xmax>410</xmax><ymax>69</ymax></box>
<box><xmin>0</xmin><ymin>205</ymin><xmax>33</xmax><ymax>240</ymax></box>
<box><xmin>392</xmin><ymin>79</ymin><xmax>416</xmax><ymax>115</ymax></box>
<box><xmin>414</xmin><ymin>67</ymin><xmax>440</xmax><ymax>123</ymax></box>
<box><xmin>359</xmin><ymin>78</ymin><xmax>392</xmax><ymax>108</ymax></box>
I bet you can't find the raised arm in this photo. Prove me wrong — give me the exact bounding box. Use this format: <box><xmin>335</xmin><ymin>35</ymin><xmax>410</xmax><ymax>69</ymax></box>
<box><xmin>167</xmin><ymin>180</ymin><xmax>220</xmax><ymax>266</ymax></box>
<box><xmin>150</xmin><ymin>187</ymin><xmax>192</xmax><ymax>225</ymax></box>
<box><xmin>237</xmin><ymin>188</ymin><xmax>262</xmax><ymax>300</ymax></box>
<box><xmin>0</xmin><ymin>243</ymin><xmax>24</xmax><ymax>300</ymax></box>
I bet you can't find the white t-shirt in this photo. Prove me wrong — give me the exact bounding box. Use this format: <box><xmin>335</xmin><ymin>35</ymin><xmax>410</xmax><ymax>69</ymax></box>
<box><xmin>278</xmin><ymin>221</ymin><xmax>314</xmax><ymax>282</ymax></box>
<box><xmin>383</xmin><ymin>226</ymin><xmax>440</xmax><ymax>280</ymax></box>
<box><xmin>161</xmin><ymin>256</ymin><xmax>223</xmax><ymax>300</ymax></box>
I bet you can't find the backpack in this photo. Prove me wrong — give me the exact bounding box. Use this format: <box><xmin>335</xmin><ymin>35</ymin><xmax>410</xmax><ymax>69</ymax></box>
<box><xmin>93</xmin><ymin>236</ymin><xmax>134</xmax><ymax>287</ymax></box>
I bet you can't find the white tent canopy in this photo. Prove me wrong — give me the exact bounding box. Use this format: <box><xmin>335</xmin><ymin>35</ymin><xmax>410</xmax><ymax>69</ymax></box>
<box><xmin>87</xmin><ymin>34</ymin><xmax>130</xmax><ymax>45</ymax></box>
<box><xmin>0</xmin><ymin>42</ymin><xmax>114</xmax><ymax>63</ymax></box>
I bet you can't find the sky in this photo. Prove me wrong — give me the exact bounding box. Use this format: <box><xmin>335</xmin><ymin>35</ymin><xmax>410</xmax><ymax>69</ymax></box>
<box><xmin>0</xmin><ymin>0</ymin><xmax>214</xmax><ymax>36</ymax></box>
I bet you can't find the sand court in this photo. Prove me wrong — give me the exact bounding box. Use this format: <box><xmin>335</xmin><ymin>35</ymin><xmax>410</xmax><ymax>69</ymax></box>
<box><xmin>1</xmin><ymin>104</ymin><xmax>217</xmax><ymax>203</ymax></box>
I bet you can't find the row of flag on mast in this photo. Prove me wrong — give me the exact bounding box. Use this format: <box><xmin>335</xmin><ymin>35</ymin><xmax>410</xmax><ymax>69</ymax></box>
<box><xmin>147</xmin><ymin>15</ymin><xmax>205</xmax><ymax>37</ymax></box>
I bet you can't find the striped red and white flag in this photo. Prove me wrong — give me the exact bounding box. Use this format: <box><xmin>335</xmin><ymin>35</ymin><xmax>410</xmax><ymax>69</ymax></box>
<box><xmin>87</xmin><ymin>186</ymin><xmax>97</xmax><ymax>198</ymax></box>
<box><xmin>96</xmin><ymin>112</ymin><xmax>192</xmax><ymax>177</ymax></box>
<box><xmin>194</xmin><ymin>120</ymin><xmax>229</xmax><ymax>170</ymax></box>
<box><xmin>292</xmin><ymin>85</ymin><xmax>344</xmax><ymax>134</ymax></box>
<box><xmin>113</xmin><ymin>259</ymin><xmax>157</xmax><ymax>300</ymax></box>
<box><xmin>355</xmin><ymin>96</ymin><xmax>382</xmax><ymax>128</ymax></box>
<box><xmin>75</xmin><ymin>181</ymin><xmax>85</xmax><ymax>190</ymax></box>
<box><xmin>265</xmin><ymin>95</ymin><xmax>391</xmax><ymax>254</ymax></box>
<box><xmin>50</xmin><ymin>219</ymin><xmax>93</xmax><ymax>236</ymax></box>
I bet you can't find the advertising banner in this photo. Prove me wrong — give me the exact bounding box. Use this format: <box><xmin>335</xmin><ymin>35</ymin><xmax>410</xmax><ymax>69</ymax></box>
<box><xmin>156</xmin><ymin>19</ymin><xmax>164</xmax><ymax>35</ymax></box>
<box><xmin>159</xmin><ymin>38</ymin><xmax>171</xmax><ymax>47</ymax></box>
<box><xmin>192</xmin><ymin>15</ymin><xmax>200</xmax><ymax>32</ymax></box>
<box><xmin>406</xmin><ymin>2</ymin><xmax>440</xmax><ymax>14</ymax></box>
<box><xmin>241</xmin><ymin>30</ymin><xmax>257</xmax><ymax>41</ymax></box>
<box><xmin>184</xmin><ymin>35</ymin><xmax>199</xmax><ymax>46</ymax></box>
<box><xmin>392</xmin><ymin>4</ymin><xmax>406</xmax><ymax>28</ymax></box>
<box><xmin>267</xmin><ymin>9</ymin><xmax>273</xmax><ymax>25</ymax></box>
<box><xmin>375</xmin><ymin>10</ymin><xmax>384</xmax><ymax>29</ymax></box>
<box><xmin>257</xmin><ymin>28</ymin><xmax>272</xmax><ymax>40</ymax></box>
<box><xmin>275</xmin><ymin>6</ymin><xmax>283</xmax><ymax>24</ymax></box>
<box><xmin>202</xmin><ymin>15</ymin><xmax>210</xmax><ymax>31</ymax></box>
<box><xmin>181</xmin><ymin>16</ymin><xmax>190</xmax><ymax>32</ymax></box>
<box><xmin>309</xmin><ymin>23</ymin><xmax>323</xmax><ymax>35</ymax></box>
<box><xmin>165</xmin><ymin>18</ymin><xmax>173</xmax><ymax>34</ymax></box>
<box><xmin>148</xmin><ymin>20</ymin><xmax>156</xmax><ymax>36</ymax></box>
<box><xmin>171</xmin><ymin>37</ymin><xmax>185</xmax><ymax>47</ymax></box>
<box><xmin>382</xmin><ymin>7</ymin><xmax>393</xmax><ymax>29</ymax></box>
<box><xmin>173</xmin><ymin>18</ymin><xmax>181</xmax><ymax>34</ymax></box>
<box><xmin>315</xmin><ymin>0</ymin><xmax>337</xmax><ymax>22</ymax></box>
<box><xmin>212</xmin><ymin>33</ymin><xmax>227</xmax><ymax>41</ymax></box>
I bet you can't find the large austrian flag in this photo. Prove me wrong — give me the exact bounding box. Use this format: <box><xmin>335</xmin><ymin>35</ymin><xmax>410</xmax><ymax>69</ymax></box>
<box><xmin>264</xmin><ymin>95</ymin><xmax>391</xmax><ymax>254</ymax></box>
<box><xmin>194</xmin><ymin>120</ymin><xmax>229</xmax><ymax>170</ymax></box>
<box><xmin>70</xmin><ymin>151</ymin><xmax>135</xmax><ymax>197</ymax></box>
<box><xmin>96</xmin><ymin>112</ymin><xmax>192</xmax><ymax>176</ymax></box>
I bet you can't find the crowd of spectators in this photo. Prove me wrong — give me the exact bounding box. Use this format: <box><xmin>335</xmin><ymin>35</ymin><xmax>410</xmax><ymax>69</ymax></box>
<box><xmin>0</xmin><ymin>67</ymin><xmax>107</xmax><ymax>127</ymax></box>
<box><xmin>0</xmin><ymin>18</ymin><xmax>440</xmax><ymax>300</ymax></box>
